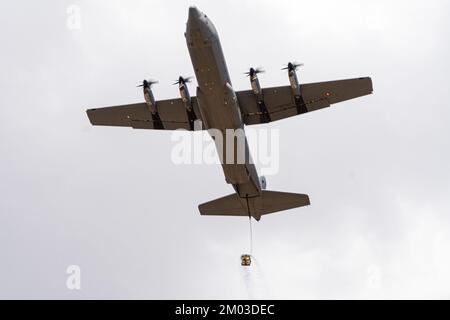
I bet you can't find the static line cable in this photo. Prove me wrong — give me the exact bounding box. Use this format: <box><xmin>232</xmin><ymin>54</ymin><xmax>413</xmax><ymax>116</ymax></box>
<box><xmin>249</xmin><ymin>215</ymin><xmax>253</xmax><ymax>256</ymax></box>
<box><xmin>246</xmin><ymin>195</ymin><xmax>253</xmax><ymax>256</ymax></box>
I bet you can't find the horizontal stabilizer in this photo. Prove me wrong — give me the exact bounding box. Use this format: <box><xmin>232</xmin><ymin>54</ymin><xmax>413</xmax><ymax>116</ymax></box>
<box><xmin>199</xmin><ymin>191</ymin><xmax>310</xmax><ymax>220</ymax></box>
<box><xmin>199</xmin><ymin>194</ymin><xmax>248</xmax><ymax>217</ymax></box>
<box><xmin>260</xmin><ymin>191</ymin><xmax>310</xmax><ymax>216</ymax></box>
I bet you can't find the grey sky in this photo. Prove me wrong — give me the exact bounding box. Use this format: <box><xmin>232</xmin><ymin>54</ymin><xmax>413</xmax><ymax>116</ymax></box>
<box><xmin>1</xmin><ymin>0</ymin><xmax>450</xmax><ymax>299</ymax></box>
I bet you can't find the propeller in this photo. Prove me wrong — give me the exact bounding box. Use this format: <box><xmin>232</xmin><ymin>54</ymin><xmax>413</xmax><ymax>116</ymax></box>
<box><xmin>282</xmin><ymin>62</ymin><xmax>304</xmax><ymax>72</ymax></box>
<box><xmin>172</xmin><ymin>76</ymin><xmax>193</xmax><ymax>85</ymax></box>
<box><xmin>244</xmin><ymin>67</ymin><xmax>265</xmax><ymax>77</ymax></box>
<box><xmin>137</xmin><ymin>79</ymin><xmax>158</xmax><ymax>89</ymax></box>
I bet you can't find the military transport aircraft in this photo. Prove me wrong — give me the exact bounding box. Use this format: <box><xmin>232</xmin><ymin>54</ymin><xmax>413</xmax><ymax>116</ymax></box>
<box><xmin>87</xmin><ymin>7</ymin><xmax>373</xmax><ymax>221</ymax></box>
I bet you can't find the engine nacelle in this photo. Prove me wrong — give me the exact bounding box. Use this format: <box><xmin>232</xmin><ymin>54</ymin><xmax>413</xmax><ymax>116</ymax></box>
<box><xmin>259</xmin><ymin>176</ymin><xmax>267</xmax><ymax>190</ymax></box>
<box><xmin>250</xmin><ymin>75</ymin><xmax>261</xmax><ymax>96</ymax></box>
<box><xmin>139</xmin><ymin>80</ymin><xmax>158</xmax><ymax>114</ymax></box>
<box><xmin>285</xmin><ymin>62</ymin><xmax>302</xmax><ymax>97</ymax></box>
<box><xmin>143</xmin><ymin>87</ymin><xmax>157</xmax><ymax>114</ymax></box>
<box><xmin>288</xmin><ymin>70</ymin><xmax>299</xmax><ymax>95</ymax></box>
<box><xmin>179</xmin><ymin>84</ymin><xmax>192</xmax><ymax>110</ymax></box>
<box><xmin>175</xmin><ymin>76</ymin><xmax>194</xmax><ymax>112</ymax></box>
<box><xmin>247</xmin><ymin>68</ymin><xmax>263</xmax><ymax>97</ymax></box>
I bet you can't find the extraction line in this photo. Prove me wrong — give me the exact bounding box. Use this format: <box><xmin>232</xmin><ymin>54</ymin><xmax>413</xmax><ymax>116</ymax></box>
<box><xmin>249</xmin><ymin>215</ymin><xmax>253</xmax><ymax>256</ymax></box>
<box><xmin>245</xmin><ymin>195</ymin><xmax>253</xmax><ymax>256</ymax></box>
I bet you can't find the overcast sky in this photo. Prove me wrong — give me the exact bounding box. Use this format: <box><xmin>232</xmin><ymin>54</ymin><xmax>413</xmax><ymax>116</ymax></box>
<box><xmin>1</xmin><ymin>0</ymin><xmax>450</xmax><ymax>299</ymax></box>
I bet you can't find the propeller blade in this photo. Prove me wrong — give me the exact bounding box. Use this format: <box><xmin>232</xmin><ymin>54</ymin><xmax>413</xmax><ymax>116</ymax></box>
<box><xmin>245</xmin><ymin>67</ymin><xmax>264</xmax><ymax>77</ymax></box>
<box><xmin>138</xmin><ymin>79</ymin><xmax>158</xmax><ymax>88</ymax></box>
<box><xmin>173</xmin><ymin>76</ymin><xmax>193</xmax><ymax>85</ymax></box>
<box><xmin>255</xmin><ymin>67</ymin><xmax>265</xmax><ymax>74</ymax></box>
<box><xmin>282</xmin><ymin>62</ymin><xmax>304</xmax><ymax>71</ymax></box>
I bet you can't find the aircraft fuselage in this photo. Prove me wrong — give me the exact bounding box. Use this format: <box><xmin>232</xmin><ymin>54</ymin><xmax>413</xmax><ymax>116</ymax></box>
<box><xmin>185</xmin><ymin>7</ymin><xmax>261</xmax><ymax>199</ymax></box>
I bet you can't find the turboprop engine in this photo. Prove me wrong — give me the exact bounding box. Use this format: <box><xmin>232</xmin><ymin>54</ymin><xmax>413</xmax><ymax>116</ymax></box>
<box><xmin>245</xmin><ymin>67</ymin><xmax>270</xmax><ymax>123</ymax></box>
<box><xmin>173</xmin><ymin>76</ymin><xmax>193</xmax><ymax>111</ymax></box>
<box><xmin>174</xmin><ymin>76</ymin><xmax>198</xmax><ymax>129</ymax></box>
<box><xmin>245</xmin><ymin>67</ymin><xmax>264</xmax><ymax>97</ymax></box>
<box><xmin>137</xmin><ymin>79</ymin><xmax>158</xmax><ymax>114</ymax></box>
<box><xmin>282</xmin><ymin>62</ymin><xmax>303</xmax><ymax>97</ymax></box>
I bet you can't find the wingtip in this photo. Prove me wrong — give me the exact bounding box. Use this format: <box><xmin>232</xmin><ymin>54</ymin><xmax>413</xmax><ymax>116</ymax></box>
<box><xmin>86</xmin><ymin>108</ymin><xmax>96</xmax><ymax>125</ymax></box>
<box><xmin>367</xmin><ymin>76</ymin><xmax>374</xmax><ymax>93</ymax></box>
<box><xmin>359</xmin><ymin>76</ymin><xmax>374</xmax><ymax>93</ymax></box>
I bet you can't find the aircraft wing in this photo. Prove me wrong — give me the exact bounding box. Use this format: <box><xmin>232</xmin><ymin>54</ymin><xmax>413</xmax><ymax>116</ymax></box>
<box><xmin>236</xmin><ymin>77</ymin><xmax>373</xmax><ymax>125</ymax></box>
<box><xmin>86</xmin><ymin>97</ymin><xmax>203</xmax><ymax>131</ymax></box>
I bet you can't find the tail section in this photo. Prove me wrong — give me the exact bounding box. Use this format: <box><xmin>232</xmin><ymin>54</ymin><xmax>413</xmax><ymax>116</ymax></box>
<box><xmin>198</xmin><ymin>191</ymin><xmax>310</xmax><ymax>221</ymax></box>
<box><xmin>259</xmin><ymin>191</ymin><xmax>310</xmax><ymax>216</ymax></box>
<box><xmin>198</xmin><ymin>193</ymin><xmax>247</xmax><ymax>217</ymax></box>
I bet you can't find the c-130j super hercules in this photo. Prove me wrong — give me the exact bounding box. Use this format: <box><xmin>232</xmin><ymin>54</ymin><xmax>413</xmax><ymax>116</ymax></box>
<box><xmin>87</xmin><ymin>7</ymin><xmax>373</xmax><ymax>221</ymax></box>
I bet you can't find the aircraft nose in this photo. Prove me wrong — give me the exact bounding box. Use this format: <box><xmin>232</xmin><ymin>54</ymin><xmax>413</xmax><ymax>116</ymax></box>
<box><xmin>188</xmin><ymin>6</ymin><xmax>201</xmax><ymax>21</ymax></box>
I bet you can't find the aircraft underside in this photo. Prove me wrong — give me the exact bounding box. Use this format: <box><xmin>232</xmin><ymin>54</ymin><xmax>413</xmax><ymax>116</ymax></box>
<box><xmin>86</xmin><ymin>6</ymin><xmax>373</xmax><ymax>221</ymax></box>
